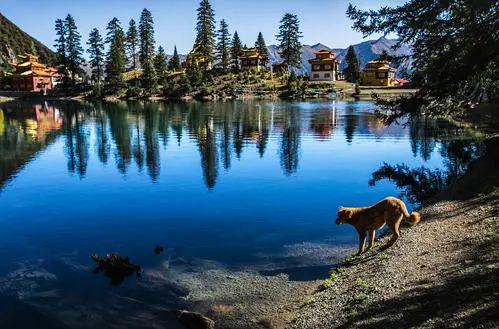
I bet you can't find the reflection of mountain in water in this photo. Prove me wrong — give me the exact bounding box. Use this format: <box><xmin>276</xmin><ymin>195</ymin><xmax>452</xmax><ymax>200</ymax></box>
<box><xmin>0</xmin><ymin>101</ymin><xmax>484</xmax><ymax>192</ymax></box>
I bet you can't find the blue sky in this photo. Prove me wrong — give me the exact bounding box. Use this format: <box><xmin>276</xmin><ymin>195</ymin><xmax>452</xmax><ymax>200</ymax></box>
<box><xmin>1</xmin><ymin>0</ymin><xmax>406</xmax><ymax>55</ymax></box>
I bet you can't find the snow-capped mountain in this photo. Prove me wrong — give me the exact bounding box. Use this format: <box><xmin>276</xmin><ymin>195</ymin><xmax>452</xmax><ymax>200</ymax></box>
<box><xmin>267</xmin><ymin>37</ymin><xmax>413</xmax><ymax>76</ymax></box>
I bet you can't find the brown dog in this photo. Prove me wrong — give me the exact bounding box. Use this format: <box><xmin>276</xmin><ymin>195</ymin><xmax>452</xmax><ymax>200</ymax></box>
<box><xmin>335</xmin><ymin>197</ymin><xmax>421</xmax><ymax>255</ymax></box>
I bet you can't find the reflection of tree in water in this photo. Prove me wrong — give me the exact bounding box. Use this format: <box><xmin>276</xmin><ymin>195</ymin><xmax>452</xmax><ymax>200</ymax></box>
<box><xmin>221</xmin><ymin>109</ymin><xmax>233</xmax><ymax>170</ymax></box>
<box><xmin>143</xmin><ymin>104</ymin><xmax>161</xmax><ymax>182</ymax></box>
<box><xmin>370</xmin><ymin>117</ymin><xmax>483</xmax><ymax>204</ymax></box>
<box><xmin>63</xmin><ymin>108</ymin><xmax>89</xmax><ymax>177</ymax></box>
<box><xmin>409</xmin><ymin>116</ymin><xmax>438</xmax><ymax>160</ymax></box>
<box><xmin>369</xmin><ymin>163</ymin><xmax>447</xmax><ymax>204</ymax></box>
<box><xmin>280</xmin><ymin>107</ymin><xmax>301</xmax><ymax>176</ymax></box>
<box><xmin>107</xmin><ymin>104</ymin><xmax>132</xmax><ymax>174</ymax></box>
<box><xmin>344</xmin><ymin>104</ymin><xmax>359</xmax><ymax>144</ymax></box>
<box><xmin>92</xmin><ymin>103</ymin><xmax>110</xmax><ymax>165</ymax></box>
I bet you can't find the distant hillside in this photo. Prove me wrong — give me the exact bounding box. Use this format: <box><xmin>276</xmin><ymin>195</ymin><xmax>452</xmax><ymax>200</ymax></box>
<box><xmin>0</xmin><ymin>13</ymin><xmax>56</xmax><ymax>69</ymax></box>
<box><xmin>268</xmin><ymin>37</ymin><xmax>413</xmax><ymax>77</ymax></box>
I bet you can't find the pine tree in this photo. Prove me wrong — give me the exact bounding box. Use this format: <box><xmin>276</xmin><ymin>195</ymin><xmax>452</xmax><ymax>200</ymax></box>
<box><xmin>139</xmin><ymin>8</ymin><xmax>157</xmax><ymax>90</ymax></box>
<box><xmin>255</xmin><ymin>32</ymin><xmax>269</xmax><ymax>66</ymax></box>
<box><xmin>216</xmin><ymin>19</ymin><xmax>231</xmax><ymax>73</ymax></box>
<box><xmin>178</xmin><ymin>74</ymin><xmax>192</xmax><ymax>96</ymax></box>
<box><xmin>87</xmin><ymin>28</ymin><xmax>105</xmax><ymax>86</ymax></box>
<box><xmin>344</xmin><ymin>45</ymin><xmax>360</xmax><ymax>83</ymax></box>
<box><xmin>346</xmin><ymin>1</ymin><xmax>498</xmax><ymax>114</ymax></box>
<box><xmin>105</xmin><ymin>17</ymin><xmax>121</xmax><ymax>44</ymax></box>
<box><xmin>195</xmin><ymin>0</ymin><xmax>216</xmax><ymax>66</ymax></box>
<box><xmin>186</xmin><ymin>57</ymin><xmax>202</xmax><ymax>87</ymax></box>
<box><xmin>126</xmin><ymin>19</ymin><xmax>138</xmax><ymax>70</ymax></box>
<box><xmin>54</xmin><ymin>18</ymin><xmax>68</xmax><ymax>84</ymax></box>
<box><xmin>105</xmin><ymin>18</ymin><xmax>126</xmax><ymax>89</ymax></box>
<box><xmin>154</xmin><ymin>46</ymin><xmax>167</xmax><ymax>83</ymax></box>
<box><xmin>377</xmin><ymin>50</ymin><xmax>392</xmax><ymax>62</ymax></box>
<box><xmin>230</xmin><ymin>31</ymin><xmax>242</xmax><ymax>72</ymax></box>
<box><xmin>276</xmin><ymin>13</ymin><xmax>303</xmax><ymax>68</ymax></box>
<box><xmin>65</xmin><ymin>14</ymin><xmax>84</xmax><ymax>86</ymax></box>
<box><xmin>168</xmin><ymin>45</ymin><xmax>181</xmax><ymax>71</ymax></box>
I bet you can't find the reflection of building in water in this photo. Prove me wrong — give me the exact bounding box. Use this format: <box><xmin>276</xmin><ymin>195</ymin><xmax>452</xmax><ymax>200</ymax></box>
<box><xmin>25</xmin><ymin>103</ymin><xmax>63</xmax><ymax>141</ymax></box>
<box><xmin>0</xmin><ymin>102</ymin><xmax>63</xmax><ymax>190</ymax></box>
<box><xmin>309</xmin><ymin>105</ymin><xmax>338</xmax><ymax>140</ymax></box>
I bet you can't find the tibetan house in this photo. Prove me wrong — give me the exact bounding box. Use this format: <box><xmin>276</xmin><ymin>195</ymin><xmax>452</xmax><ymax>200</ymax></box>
<box><xmin>12</xmin><ymin>54</ymin><xmax>58</xmax><ymax>92</ymax></box>
<box><xmin>360</xmin><ymin>60</ymin><xmax>396</xmax><ymax>86</ymax></box>
<box><xmin>239</xmin><ymin>48</ymin><xmax>264</xmax><ymax>71</ymax></box>
<box><xmin>308</xmin><ymin>50</ymin><xmax>340</xmax><ymax>82</ymax></box>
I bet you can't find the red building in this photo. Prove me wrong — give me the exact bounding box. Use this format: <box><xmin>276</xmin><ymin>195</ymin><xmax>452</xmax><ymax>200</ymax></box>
<box><xmin>12</xmin><ymin>54</ymin><xmax>57</xmax><ymax>92</ymax></box>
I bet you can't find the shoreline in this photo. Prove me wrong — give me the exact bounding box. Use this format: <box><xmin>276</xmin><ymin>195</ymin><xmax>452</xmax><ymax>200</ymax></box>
<box><xmin>285</xmin><ymin>135</ymin><xmax>499</xmax><ymax>328</ymax></box>
<box><xmin>0</xmin><ymin>86</ymin><xmax>418</xmax><ymax>104</ymax></box>
<box><xmin>180</xmin><ymin>105</ymin><xmax>498</xmax><ymax>329</ymax></box>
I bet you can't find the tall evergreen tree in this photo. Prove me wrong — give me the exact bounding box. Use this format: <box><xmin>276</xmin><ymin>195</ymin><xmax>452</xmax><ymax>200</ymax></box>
<box><xmin>65</xmin><ymin>15</ymin><xmax>84</xmax><ymax>85</ymax></box>
<box><xmin>377</xmin><ymin>50</ymin><xmax>392</xmax><ymax>62</ymax></box>
<box><xmin>106</xmin><ymin>19</ymin><xmax>126</xmax><ymax>89</ymax></box>
<box><xmin>139</xmin><ymin>8</ymin><xmax>157</xmax><ymax>90</ymax></box>
<box><xmin>195</xmin><ymin>0</ymin><xmax>216</xmax><ymax>66</ymax></box>
<box><xmin>168</xmin><ymin>45</ymin><xmax>181</xmax><ymax>71</ymax></box>
<box><xmin>126</xmin><ymin>19</ymin><xmax>138</xmax><ymax>70</ymax></box>
<box><xmin>54</xmin><ymin>18</ymin><xmax>68</xmax><ymax>84</ymax></box>
<box><xmin>154</xmin><ymin>46</ymin><xmax>167</xmax><ymax>82</ymax></box>
<box><xmin>347</xmin><ymin>1</ymin><xmax>498</xmax><ymax>114</ymax></box>
<box><xmin>344</xmin><ymin>45</ymin><xmax>360</xmax><ymax>83</ymax></box>
<box><xmin>87</xmin><ymin>28</ymin><xmax>105</xmax><ymax>86</ymax></box>
<box><xmin>276</xmin><ymin>13</ymin><xmax>303</xmax><ymax>68</ymax></box>
<box><xmin>186</xmin><ymin>57</ymin><xmax>202</xmax><ymax>87</ymax></box>
<box><xmin>105</xmin><ymin>17</ymin><xmax>121</xmax><ymax>44</ymax></box>
<box><xmin>230</xmin><ymin>31</ymin><xmax>242</xmax><ymax>72</ymax></box>
<box><xmin>216</xmin><ymin>19</ymin><xmax>231</xmax><ymax>73</ymax></box>
<box><xmin>255</xmin><ymin>32</ymin><xmax>269</xmax><ymax>66</ymax></box>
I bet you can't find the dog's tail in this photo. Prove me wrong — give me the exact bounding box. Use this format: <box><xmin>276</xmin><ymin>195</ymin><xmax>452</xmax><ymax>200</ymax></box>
<box><xmin>399</xmin><ymin>200</ymin><xmax>421</xmax><ymax>225</ymax></box>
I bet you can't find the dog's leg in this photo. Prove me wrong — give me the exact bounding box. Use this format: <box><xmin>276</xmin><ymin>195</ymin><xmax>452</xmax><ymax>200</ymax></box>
<box><xmin>356</xmin><ymin>231</ymin><xmax>366</xmax><ymax>255</ymax></box>
<box><xmin>366</xmin><ymin>230</ymin><xmax>375</xmax><ymax>251</ymax></box>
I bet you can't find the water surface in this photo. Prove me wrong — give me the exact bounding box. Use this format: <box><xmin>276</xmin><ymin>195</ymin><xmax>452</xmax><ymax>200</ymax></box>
<box><xmin>0</xmin><ymin>100</ymin><xmax>483</xmax><ymax>327</ymax></box>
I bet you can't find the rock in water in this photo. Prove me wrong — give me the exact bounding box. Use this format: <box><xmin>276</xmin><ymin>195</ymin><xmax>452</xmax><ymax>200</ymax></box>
<box><xmin>174</xmin><ymin>310</ymin><xmax>215</xmax><ymax>329</ymax></box>
<box><xmin>91</xmin><ymin>253</ymin><xmax>141</xmax><ymax>285</ymax></box>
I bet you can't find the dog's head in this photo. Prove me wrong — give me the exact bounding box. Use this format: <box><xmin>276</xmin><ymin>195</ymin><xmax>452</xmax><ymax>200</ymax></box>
<box><xmin>335</xmin><ymin>207</ymin><xmax>353</xmax><ymax>225</ymax></box>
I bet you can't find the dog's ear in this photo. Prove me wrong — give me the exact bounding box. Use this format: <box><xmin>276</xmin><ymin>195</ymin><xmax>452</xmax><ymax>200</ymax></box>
<box><xmin>345</xmin><ymin>209</ymin><xmax>353</xmax><ymax>218</ymax></box>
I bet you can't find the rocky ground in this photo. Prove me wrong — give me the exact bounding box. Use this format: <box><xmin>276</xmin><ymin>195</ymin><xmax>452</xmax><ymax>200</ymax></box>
<box><xmin>287</xmin><ymin>136</ymin><xmax>499</xmax><ymax>329</ymax></box>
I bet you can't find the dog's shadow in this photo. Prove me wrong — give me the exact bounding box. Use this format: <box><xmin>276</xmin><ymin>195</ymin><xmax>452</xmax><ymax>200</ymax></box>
<box><xmin>343</xmin><ymin>245</ymin><xmax>394</xmax><ymax>267</ymax></box>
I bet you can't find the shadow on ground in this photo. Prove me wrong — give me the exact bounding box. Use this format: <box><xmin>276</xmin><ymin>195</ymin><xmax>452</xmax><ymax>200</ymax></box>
<box><xmin>343</xmin><ymin>231</ymin><xmax>498</xmax><ymax>329</ymax></box>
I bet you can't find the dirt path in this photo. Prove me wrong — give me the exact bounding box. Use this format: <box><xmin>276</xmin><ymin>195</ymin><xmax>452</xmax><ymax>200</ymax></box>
<box><xmin>287</xmin><ymin>137</ymin><xmax>499</xmax><ymax>329</ymax></box>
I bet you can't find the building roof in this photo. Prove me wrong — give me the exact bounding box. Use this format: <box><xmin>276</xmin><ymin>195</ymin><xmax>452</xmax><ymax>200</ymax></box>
<box><xmin>363</xmin><ymin>60</ymin><xmax>396</xmax><ymax>72</ymax></box>
<box><xmin>309</xmin><ymin>57</ymin><xmax>339</xmax><ymax>64</ymax></box>
<box><xmin>239</xmin><ymin>48</ymin><xmax>263</xmax><ymax>60</ymax></box>
<box><xmin>16</xmin><ymin>69</ymin><xmax>54</xmax><ymax>77</ymax></box>
<box><xmin>313</xmin><ymin>50</ymin><xmax>336</xmax><ymax>55</ymax></box>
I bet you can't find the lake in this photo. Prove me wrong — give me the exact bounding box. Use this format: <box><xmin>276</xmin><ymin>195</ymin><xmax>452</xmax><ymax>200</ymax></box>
<box><xmin>0</xmin><ymin>100</ymin><xmax>484</xmax><ymax>328</ymax></box>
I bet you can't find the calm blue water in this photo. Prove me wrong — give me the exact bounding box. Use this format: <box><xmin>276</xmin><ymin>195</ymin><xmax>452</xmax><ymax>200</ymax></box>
<box><xmin>0</xmin><ymin>100</ymin><xmax>482</xmax><ymax>327</ymax></box>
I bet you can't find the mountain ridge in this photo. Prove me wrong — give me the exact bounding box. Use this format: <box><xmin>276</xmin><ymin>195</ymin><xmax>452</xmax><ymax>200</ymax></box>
<box><xmin>267</xmin><ymin>37</ymin><xmax>413</xmax><ymax>76</ymax></box>
<box><xmin>0</xmin><ymin>13</ymin><xmax>57</xmax><ymax>69</ymax></box>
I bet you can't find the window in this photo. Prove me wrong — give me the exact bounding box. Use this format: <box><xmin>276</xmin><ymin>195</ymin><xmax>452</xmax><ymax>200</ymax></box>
<box><xmin>313</xmin><ymin>65</ymin><xmax>321</xmax><ymax>70</ymax></box>
<box><xmin>324</xmin><ymin>73</ymin><xmax>331</xmax><ymax>78</ymax></box>
<box><xmin>324</xmin><ymin>64</ymin><xmax>332</xmax><ymax>70</ymax></box>
<box><xmin>313</xmin><ymin>74</ymin><xmax>320</xmax><ymax>79</ymax></box>
<box><xmin>377</xmin><ymin>72</ymin><xmax>387</xmax><ymax>78</ymax></box>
